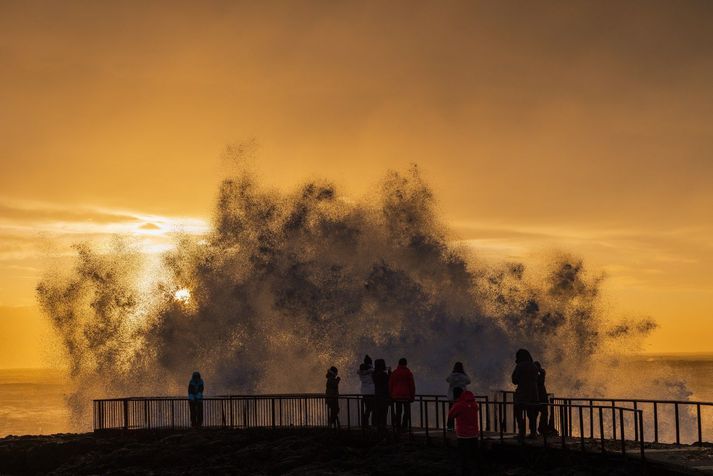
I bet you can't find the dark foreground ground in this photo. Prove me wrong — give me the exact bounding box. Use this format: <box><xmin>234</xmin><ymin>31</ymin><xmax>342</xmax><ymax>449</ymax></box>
<box><xmin>0</xmin><ymin>428</ymin><xmax>669</xmax><ymax>476</ymax></box>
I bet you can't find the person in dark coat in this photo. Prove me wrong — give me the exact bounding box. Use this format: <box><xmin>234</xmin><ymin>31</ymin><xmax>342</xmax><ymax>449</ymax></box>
<box><xmin>534</xmin><ymin>361</ymin><xmax>550</xmax><ymax>435</ymax></box>
<box><xmin>188</xmin><ymin>371</ymin><xmax>204</xmax><ymax>428</ymax></box>
<box><xmin>325</xmin><ymin>366</ymin><xmax>341</xmax><ymax>428</ymax></box>
<box><xmin>389</xmin><ymin>357</ymin><xmax>415</xmax><ymax>431</ymax></box>
<box><xmin>372</xmin><ymin>358</ymin><xmax>390</xmax><ymax>438</ymax></box>
<box><xmin>511</xmin><ymin>349</ymin><xmax>538</xmax><ymax>440</ymax></box>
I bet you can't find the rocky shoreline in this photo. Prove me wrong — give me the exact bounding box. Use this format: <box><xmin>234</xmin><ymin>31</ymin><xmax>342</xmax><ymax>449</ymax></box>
<box><xmin>0</xmin><ymin>428</ymin><xmax>655</xmax><ymax>475</ymax></box>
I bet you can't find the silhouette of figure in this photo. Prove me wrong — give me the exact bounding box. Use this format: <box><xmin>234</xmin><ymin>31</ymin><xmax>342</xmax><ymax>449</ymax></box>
<box><xmin>447</xmin><ymin>387</ymin><xmax>480</xmax><ymax>476</ymax></box>
<box><xmin>357</xmin><ymin>355</ymin><xmax>375</xmax><ymax>427</ymax></box>
<box><xmin>188</xmin><ymin>371</ymin><xmax>204</xmax><ymax>428</ymax></box>
<box><xmin>447</xmin><ymin>362</ymin><xmax>471</xmax><ymax>430</ymax></box>
<box><xmin>389</xmin><ymin>357</ymin><xmax>415</xmax><ymax>431</ymax></box>
<box><xmin>372</xmin><ymin>358</ymin><xmax>390</xmax><ymax>438</ymax></box>
<box><xmin>511</xmin><ymin>349</ymin><xmax>538</xmax><ymax>440</ymax></box>
<box><xmin>325</xmin><ymin>366</ymin><xmax>341</xmax><ymax>428</ymax></box>
<box><xmin>534</xmin><ymin>361</ymin><xmax>550</xmax><ymax>435</ymax></box>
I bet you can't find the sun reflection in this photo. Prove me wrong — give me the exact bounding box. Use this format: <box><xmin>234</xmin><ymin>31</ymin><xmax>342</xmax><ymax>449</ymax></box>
<box><xmin>174</xmin><ymin>288</ymin><xmax>191</xmax><ymax>303</ymax></box>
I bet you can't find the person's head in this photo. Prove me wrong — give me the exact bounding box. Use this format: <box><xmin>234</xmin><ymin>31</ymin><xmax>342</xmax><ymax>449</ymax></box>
<box><xmin>453</xmin><ymin>387</ymin><xmax>464</xmax><ymax>401</ymax></box>
<box><xmin>453</xmin><ymin>362</ymin><xmax>465</xmax><ymax>374</ymax></box>
<box><xmin>515</xmin><ymin>349</ymin><xmax>533</xmax><ymax>364</ymax></box>
<box><xmin>329</xmin><ymin>366</ymin><xmax>338</xmax><ymax>375</ymax></box>
<box><xmin>364</xmin><ymin>354</ymin><xmax>372</xmax><ymax>366</ymax></box>
<box><xmin>533</xmin><ymin>361</ymin><xmax>542</xmax><ymax>371</ymax></box>
<box><xmin>191</xmin><ymin>371</ymin><xmax>201</xmax><ymax>381</ymax></box>
<box><xmin>374</xmin><ymin>359</ymin><xmax>386</xmax><ymax>371</ymax></box>
<box><xmin>398</xmin><ymin>357</ymin><xmax>407</xmax><ymax>366</ymax></box>
<box><xmin>359</xmin><ymin>363</ymin><xmax>367</xmax><ymax>371</ymax></box>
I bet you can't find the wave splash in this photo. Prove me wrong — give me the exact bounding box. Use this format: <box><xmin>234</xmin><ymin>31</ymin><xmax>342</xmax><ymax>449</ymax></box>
<box><xmin>37</xmin><ymin>159</ymin><xmax>667</xmax><ymax>429</ymax></box>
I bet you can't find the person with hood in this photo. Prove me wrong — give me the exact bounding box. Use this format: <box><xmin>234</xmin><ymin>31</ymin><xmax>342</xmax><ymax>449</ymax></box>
<box><xmin>511</xmin><ymin>349</ymin><xmax>539</xmax><ymax>440</ymax></box>
<box><xmin>446</xmin><ymin>362</ymin><xmax>471</xmax><ymax>430</ymax></box>
<box><xmin>372</xmin><ymin>358</ymin><xmax>390</xmax><ymax>437</ymax></box>
<box><xmin>389</xmin><ymin>357</ymin><xmax>415</xmax><ymax>430</ymax></box>
<box><xmin>357</xmin><ymin>355</ymin><xmax>375</xmax><ymax>427</ymax></box>
<box><xmin>534</xmin><ymin>361</ymin><xmax>550</xmax><ymax>436</ymax></box>
<box><xmin>325</xmin><ymin>366</ymin><xmax>341</xmax><ymax>428</ymax></box>
<box><xmin>447</xmin><ymin>387</ymin><xmax>480</xmax><ymax>476</ymax></box>
<box><xmin>188</xmin><ymin>371</ymin><xmax>204</xmax><ymax>428</ymax></box>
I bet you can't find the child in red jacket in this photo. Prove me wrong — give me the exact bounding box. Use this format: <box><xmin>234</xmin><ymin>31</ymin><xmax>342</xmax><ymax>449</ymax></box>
<box><xmin>447</xmin><ymin>388</ymin><xmax>480</xmax><ymax>476</ymax></box>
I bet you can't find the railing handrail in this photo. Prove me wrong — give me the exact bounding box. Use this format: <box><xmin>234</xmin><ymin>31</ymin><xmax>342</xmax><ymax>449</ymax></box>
<box><xmin>495</xmin><ymin>389</ymin><xmax>713</xmax><ymax>407</ymax></box>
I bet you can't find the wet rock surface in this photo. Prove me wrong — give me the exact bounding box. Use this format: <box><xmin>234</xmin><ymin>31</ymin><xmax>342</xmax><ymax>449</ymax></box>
<box><xmin>0</xmin><ymin>429</ymin><xmax>657</xmax><ymax>475</ymax></box>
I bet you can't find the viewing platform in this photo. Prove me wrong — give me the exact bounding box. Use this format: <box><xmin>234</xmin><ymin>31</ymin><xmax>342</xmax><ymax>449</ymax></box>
<box><xmin>93</xmin><ymin>391</ymin><xmax>713</xmax><ymax>474</ymax></box>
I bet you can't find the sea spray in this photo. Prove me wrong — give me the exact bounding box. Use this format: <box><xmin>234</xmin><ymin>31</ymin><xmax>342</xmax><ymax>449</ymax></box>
<box><xmin>37</xmin><ymin>162</ymin><xmax>662</xmax><ymax>431</ymax></box>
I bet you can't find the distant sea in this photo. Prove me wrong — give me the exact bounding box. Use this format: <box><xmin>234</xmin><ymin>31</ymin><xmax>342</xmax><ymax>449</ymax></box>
<box><xmin>2</xmin><ymin>354</ymin><xmax>713</xmax><ymax>437</ymax></box>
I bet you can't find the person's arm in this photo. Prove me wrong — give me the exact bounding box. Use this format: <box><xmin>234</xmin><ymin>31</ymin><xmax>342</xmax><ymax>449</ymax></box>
<box><xmin>447</xmin><ymin>401</ymin><xmax>460</xmax><ymax>427</ymax></box>
<box><xmin>463</xmin><ymin>375</ymin><xmax>471</xmax><ymax>385</ymax></box>
<box><xmin>199</xmin><ymin>382</ymin><xmax>204</xmax><ymax>394</ymax></box>
<box><xmin>511</xmin><ymin>367</ymin><xmax>519</xmax><ymax>385</ymax></box>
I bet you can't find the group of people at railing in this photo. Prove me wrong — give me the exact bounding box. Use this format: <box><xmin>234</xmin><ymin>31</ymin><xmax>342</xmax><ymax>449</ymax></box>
<box><xmin>185</xmin><ymin>347</ymin><xmax>551</xmax><ymax>443</ymax></box>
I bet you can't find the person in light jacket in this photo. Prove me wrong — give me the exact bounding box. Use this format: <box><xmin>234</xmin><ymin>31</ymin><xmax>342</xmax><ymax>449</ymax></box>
<box><xmin>357</xmin><ymin>355</ymin><xmax>375</xmax><ymax>426</ymax></box>
<box><xmin>446</xmin><ymin>362</ymin><xmax>471</xmax><ymax>430</ymax></box>
<box><xmin>188</xmin><ymin>371</ymin><xmax>204</xmax><ymax>428</ymax></box>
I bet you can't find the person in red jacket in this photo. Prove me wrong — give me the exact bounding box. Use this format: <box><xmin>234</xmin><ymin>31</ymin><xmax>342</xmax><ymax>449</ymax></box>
<box><xmin>447</xmin><ymin>388</ymin><xmax>480</xmax><ymax>476</ymax></box>
<box><xmin>388</xmin><ymin>357</ymin><xmax>415</xmax><ymax>430</ymax></box>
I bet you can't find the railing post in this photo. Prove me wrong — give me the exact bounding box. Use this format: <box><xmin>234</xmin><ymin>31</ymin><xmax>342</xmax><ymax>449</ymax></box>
<box><xmin>697</xmin><ymin>403</ymin><xmax>702</xmax><ymax>447</ymax></box>
<box><xmin>633</xmin><ymin>401</ymin><xmax>639</xmax><ymax>442</ymax></box>
<box><xmin>599</xmin><ymin>407</ymin><xmax>605</xmax><ymax>453</ymax></box>
<box><xmin>653</xmin><ymin>402</ymin><xmax>658</xmax><ymax>443</ymax></box>
<box><xmin>619</xmin><ymin>408</ymin><xmax>626</xmax><ymax>455</ymax></box>
<box><xmin>589</xmin><ymin>399</ymin><xmax>594</xmax><ymax>438</ymax></box>
<box><xmin>485</xmin><ymin>395</ymin><xmax>490</xmax><ymax>432</ymax></box>
<box><xmin>272</xmin><ymin>398</ymin><xmax>276</xmax><ymax>429</ymax></box>
<box><xmin>171</xmin><ymin>400</ymin><xmax>175</xmax><ymax>430</ymax></box>
<box><xmin>638</xmin><ymin>410</ymin><xmax>646</xmax><ymax>461</ymax></box>
<box><xmin>579</xmin><ymin>406</ymin><xmax>585</xmax><ymax>452</ymax></box>
<box><xmin>123</xmin><ymin>399</ymin><xmax>129</xmax><ymax>430</ymax></box>
<box><xmin>611</xmin><ymin>401</ymin><xmax>617</xmax><ymax>440</ymax></box>
<box><xmin>229</xmin><ymin>396</ymin><xmax>234</xmax><ymax>428</ymax></box>
<box><xmin>674</xmin><ymin>403</ymin><xmax>680</xmax><ymax>446</ymax></box>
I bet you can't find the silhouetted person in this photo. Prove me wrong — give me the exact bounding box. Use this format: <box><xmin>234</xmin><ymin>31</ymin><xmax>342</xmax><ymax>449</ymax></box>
<box><xmin>372</xmin><ymin>358</ymin><xmax>390</xmax><ymax>438</ymax></box>
<box><xmin>534</xmin><ymin>361</ymin><xmax>550</xmax><ymax>435</ymax></box>
<box><xmin>357</xmin><ymin>355</ymin><xmax>375</xmax><ymax>427</ymax></box>
<box><xmin>511</xmin><ymin>349</ymin><xmax>538</xmax><ymax>440</ymax></box>
<box><xmin>389</xmin><ymin>357</ymin><xmax>415</xmax><ymax>431</ymax></box>
<box><xmin>325</xmin><ymin>366</ymin><xmax>341</xmax><ymax>428</ymax></box>
<box><xmin>447</xmin><ymin>387</ymin><xmax>480</xmax><ymax>476</ymax></box>
<box><xmin>188</xmin><ymin>371</ymin><xmax>204</xmax><ymax>428</ymax></box>
<box><xmin>446</xmin><ymin>361</ymin><xmax>471</xmax><ymax>430</ymax></box>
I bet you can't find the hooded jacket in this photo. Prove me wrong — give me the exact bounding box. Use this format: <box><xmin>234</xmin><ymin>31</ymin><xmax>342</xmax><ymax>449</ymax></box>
<box><xmin>357</xmin><ymin>365</ymin><xmax>375</xmax><ymax>395</ymax></box>
<box><xmin>188</xmin><ymin>373</ymin><xmax>204</xmax><ymax>401</ymax></box>
<box><xmin>389</xmin><ymin>364</ymin><xmax>415</xmax><ymax>401</ymax></box>
<box><xmin>511</xmin><ymin>350</ymin><xmax>538</xmax><ymax>404</ymax></box>
<box><xmin>447</xmin><ymin>390</ymin><xmax>480</xmax><ymax>438</ymax></box>
<box><xmin>446</xmin><ymin>371</ymin><xmax>471</xmax><ymax>402</ymax></box>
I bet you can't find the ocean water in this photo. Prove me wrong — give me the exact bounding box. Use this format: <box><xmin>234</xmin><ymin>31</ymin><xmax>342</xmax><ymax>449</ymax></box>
<box><xmin>1</xmin><ymin>355</ymin><xmax>712</xmax><ymax>438</ymax></box>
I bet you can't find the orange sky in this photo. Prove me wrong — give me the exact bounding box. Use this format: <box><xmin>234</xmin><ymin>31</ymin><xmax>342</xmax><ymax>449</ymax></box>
<box><xmin>1</xmin><ymin>1</ymin><xmax>712</xmax><ymax>367</ymax></box>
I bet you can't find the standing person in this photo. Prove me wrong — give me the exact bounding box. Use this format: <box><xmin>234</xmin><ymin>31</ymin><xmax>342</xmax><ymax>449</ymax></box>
<box><xmin>357</xmin><ymin>355</ymin><xmax>375</xmax><ymax>427</ymax></box>
<box><xmin>511</xmin><ymin>349</ymin><xmax>539</xmax><ymax>441</ymax></box>
<box><xmin>325</xmin><ymin>366</ymin><xmax>341</xmax><ymax>428</ymax></box>
<box><xmin>447</xmin><ymin>387</ymin><xmax>480</xmax><ymax>476</ymax></box>
<box><xmin>188</xmin><ymin>371</ymin><xmax>204</xmax><ymax>428</ymax></box>
<box><xmin>389</xmin><ymin>357</ymin><xmax>415</xmax><ymax>431</ymax></box>
<box><xmin>533</xmin><ymin>361</ymin><xmax>549</xmax><ymax>435</ymax></box>
<box><xmin>372</xmin><ymin>358</ymin><xmax>390</xmax><ymax>438</ymax></box>
<box><xmin>446</xmin><ymin>362</ymin><xmax>471</xmax><ymax>430</ymax></box>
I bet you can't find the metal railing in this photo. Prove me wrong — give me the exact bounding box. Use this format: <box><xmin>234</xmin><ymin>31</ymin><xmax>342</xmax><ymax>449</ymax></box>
<box><xmin>495</xmin><ymin>390</ymin><xmax>713</xmax><ymax>447</ymax></box>
<box><xmin>93</xmin><ymin>393</ymin><xmax>646</xmax><ymax>460</ymax></box>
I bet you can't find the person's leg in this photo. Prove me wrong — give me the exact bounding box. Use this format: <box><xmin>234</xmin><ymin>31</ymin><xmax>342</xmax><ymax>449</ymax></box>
<box><xmin>514</xmin><ymin>404</ymin><xmax>525</xmax><ymax>440</ymax></box>
<box><xmin>197</xmin><ymin>400</ymin><xmax>204</xmax><ymax>428</ymax></box>
<box><xmin>527</xmin><ymin>406</ymin><xmax>538</xmax><ymax>437</ymax></box>
<box><xmin>539</xmin><ymin>405</ymin><xmax>549</xmax><ymax>435</ymax></box>
<box><xmin>402</xmin><ymin>402</ymin><xmax>411</xmax><ymax>430</ymax></box>
<box><xmin>393</xmin><ymin>401</ymin><xmax>403</xmax><ymax>429</ymax></box>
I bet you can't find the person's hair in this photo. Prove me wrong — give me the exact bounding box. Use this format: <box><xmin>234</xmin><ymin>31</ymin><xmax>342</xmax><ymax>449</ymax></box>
<box><xmin>192</xmin><ymin>371</ymin><xmax>201</xmax><ymax>380</ymax></box>
<box><xmin>329</xmin><ymin>366</ymin><xmax>338</xmax><ymax>374</ymax></box>
<box><xmin>453</xmin><ymin>362</ymin><xmax>465</xmax><ymax>374</ymax></box>
<box><xmin>453</xmin><ymin>387</ymin><xmax>464</xmax><ymax>400</ymax></box>
<box><xmin>364</xmin><ymin>354</ymin><xmax>372</xmax><ymax>366</ymax></box>
<box><xmin>533</xmin><ymin>361</ymin><xmax>542</xmax><ymax>370</ymax></box>
<box><xmin>374</xmin><ymin>359</ymin><xmax>386</xmax><ymax>371</ymax></box>
<box><xmin>359</xmin><ymin>363</ymin><xmax>367</xmax><ymax>371</ymax></box>
<box><xmin>398</xmin><ymin>357</ymin><xmax>407</xmax><ymax>366</ymax></box>
<box><xmin>515</xmin><ymin>349</ymin><xmax>533</xmax><ymax>364</ymax></box>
